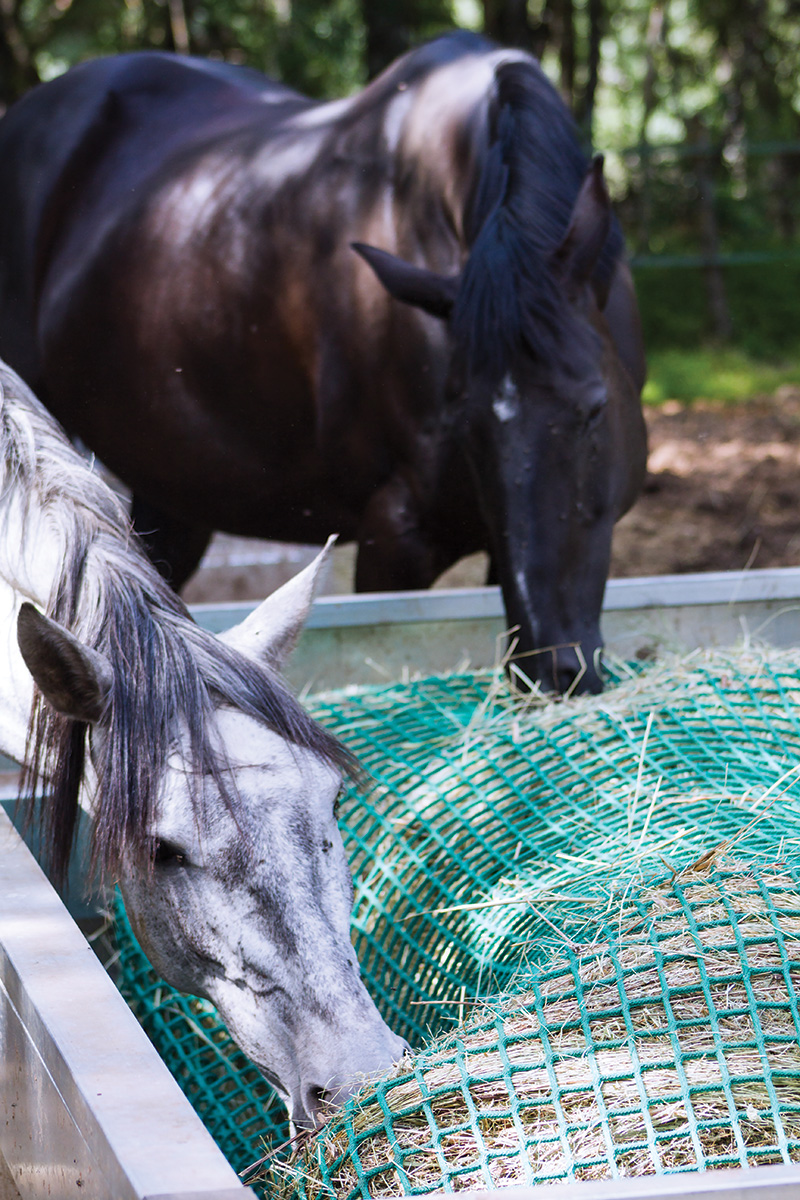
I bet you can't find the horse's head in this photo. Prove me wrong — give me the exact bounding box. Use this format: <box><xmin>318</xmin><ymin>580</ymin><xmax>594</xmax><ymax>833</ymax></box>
<box><xmin>354</xmin><ymin>157</ymin><xmax>647</xmax><ymax>695</ymax></box>
<box><xmin>16</xmin><ymin>544</ymin><xmax>407</xmax><ymax>1129</ymax></box>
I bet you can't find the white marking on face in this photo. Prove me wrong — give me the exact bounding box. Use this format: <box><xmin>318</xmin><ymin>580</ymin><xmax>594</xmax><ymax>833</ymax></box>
<box><xmin>493</xmin><ymin>374</ymin><xmax>520</xmax><ymax>423</ymax></box>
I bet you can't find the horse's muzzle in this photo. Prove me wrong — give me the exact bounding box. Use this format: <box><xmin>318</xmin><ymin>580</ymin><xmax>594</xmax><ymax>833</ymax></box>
<box><xmin>510</xmin><ymin>640</ymin><xmax>603</xmax><ymax>696</ymax></box>
<box><xmin>293</xmin><ymin>1036</ymin><xmax>412</xmax><ymax>1130</ymax></box>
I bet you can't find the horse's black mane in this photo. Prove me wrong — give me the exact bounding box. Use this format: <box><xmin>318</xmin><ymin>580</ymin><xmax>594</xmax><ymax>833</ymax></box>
<box><xmin>0</xmin><ymin>371</ymin><xmax>352</xmax><ymax>887</ymax></box>
<box><xmin>452</xmin><ymin>47</ymin><xmax>624</xmax><ymax>380</ymax></box>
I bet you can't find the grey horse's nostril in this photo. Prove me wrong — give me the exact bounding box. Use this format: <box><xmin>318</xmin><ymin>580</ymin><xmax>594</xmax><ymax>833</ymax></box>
<box><xmin>303</xmin><ymin>1084</ymin><xmax>331</xmax><ymax>1128</ymax></box>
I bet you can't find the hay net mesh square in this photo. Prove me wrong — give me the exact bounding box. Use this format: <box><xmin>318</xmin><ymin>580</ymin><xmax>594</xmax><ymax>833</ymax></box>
<box><xmin>107</xmin><ymin>646</ymin><xmax>800</xmax><ymax>1192</ymax></box>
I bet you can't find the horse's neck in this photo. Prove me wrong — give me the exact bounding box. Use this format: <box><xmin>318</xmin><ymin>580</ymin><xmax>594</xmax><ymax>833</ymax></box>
<box><xmin>0</xmin><ymin>489</ymin><xmax>61</xmax><ymax>764</ymax></box>
<box><xmin>247</xmin><ymin>51</ymin><xmax>514</xmax><ymax>251</ymax></box>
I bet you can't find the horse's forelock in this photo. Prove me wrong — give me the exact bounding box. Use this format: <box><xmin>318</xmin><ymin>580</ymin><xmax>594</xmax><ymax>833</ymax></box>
<box><xmin>24</xmin><ymin>570</ymin><xmax>354</xmax><ymax>886</ymax></box>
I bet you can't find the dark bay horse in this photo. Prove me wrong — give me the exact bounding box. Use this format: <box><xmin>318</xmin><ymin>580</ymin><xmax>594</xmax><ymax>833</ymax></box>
<box><xmin>0</xmin><ymin>32</ymin><xmax>646</xmax><ymax>694</ymax></box>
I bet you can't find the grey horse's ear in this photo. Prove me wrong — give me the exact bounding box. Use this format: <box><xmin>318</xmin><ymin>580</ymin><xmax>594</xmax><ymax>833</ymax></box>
<box><xmin>220</xmin><ymin>535</ymin><xmax>335</xmax><ymax>670</ymax></box>
<box><xmin>552</xmin><ymin>155</ymin><xmax>612</xmax><ymax>290</ymax></box>
<box><xmin>352</xmin><ymin>242</ymin><xmax>459</xmax><ymax>319</ymax></box>
<box><xmin>17</xmin><ymin>602</ymin><xmax>114</xmax><ymax>723</ymax></box>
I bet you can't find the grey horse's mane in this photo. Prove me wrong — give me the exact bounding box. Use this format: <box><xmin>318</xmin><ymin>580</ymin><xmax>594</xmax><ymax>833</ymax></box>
<box><xmin>0</xmin><ymin>363</ymin><xmax>351</xmax><ymax>885</ymax></box>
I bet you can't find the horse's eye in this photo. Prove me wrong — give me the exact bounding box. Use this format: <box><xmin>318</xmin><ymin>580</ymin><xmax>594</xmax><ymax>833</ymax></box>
<box><xmin>583</xmin><ymin>384</ymin><xmax>608</xmax><ymax>427</ymax></box>
<box><xmin>333</xmin><ymin>791</ymin><xmax>344</xmax><ymax>820</ymax></box>
<box><xmin>153</xmin><ymin>838</ymin><xmax>188</xmax><ymax>866</ymax></box>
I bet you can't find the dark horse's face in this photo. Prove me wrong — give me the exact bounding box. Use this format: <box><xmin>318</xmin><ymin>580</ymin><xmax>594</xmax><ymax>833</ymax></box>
<box><xmin>355</xmin><ymin>159</ymin><xmax>646</xmax><ymax>695</ymax></box>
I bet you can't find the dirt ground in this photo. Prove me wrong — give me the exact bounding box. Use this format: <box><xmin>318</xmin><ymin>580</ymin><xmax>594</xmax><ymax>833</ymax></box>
<box><xmin>610</xmin><ymin>384</ymin><xmax>800</xmax><ymax>579</ymax></box>
<box><xmin>182</xmin><ymin>385</ymin><xmax>800</xmax><ymax>604</ymax></box>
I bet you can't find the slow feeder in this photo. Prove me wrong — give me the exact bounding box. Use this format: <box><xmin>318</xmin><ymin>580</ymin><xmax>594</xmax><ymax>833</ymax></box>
<box><xmin>270</xmin><ymin>863</ymin><xmax>800</xmax><ymax>1197</ymax></box>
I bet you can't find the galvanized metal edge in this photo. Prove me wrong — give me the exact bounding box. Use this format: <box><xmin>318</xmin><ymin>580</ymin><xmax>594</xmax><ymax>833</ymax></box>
<box><xmin>0</xmin><ymin>809</ymin><xmax>255</xmax><ymax>1200</ymax></box>
<box><xmin>190</xmin><ymin>566</ymin><xmax>800</xmax><ymax>633</ymax></box>
<box><xmin>423</xmin><ymin>1161</ymin><xmax>800</xmax><ymax>1199</ymax></box>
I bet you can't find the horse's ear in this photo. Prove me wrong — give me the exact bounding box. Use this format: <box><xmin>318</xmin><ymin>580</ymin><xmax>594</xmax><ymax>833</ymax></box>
<box><xmin>17</xmin><ymin>602</ymin><xmax>114</xmax><ymax>723</ymax></box>
<box><xmin>220</xmin><ymin>535</ymin><xmax>335</xmax><ymax>670</ymax></box>
<box><xmin>552</xmin><ymin>155</ymin><xmax>612</xmax><ymax>291</ymax></box>
<box><xmin>352</xmin><ymin>243</ymin><xmax>459</xmax><ymax>319</ymax></box>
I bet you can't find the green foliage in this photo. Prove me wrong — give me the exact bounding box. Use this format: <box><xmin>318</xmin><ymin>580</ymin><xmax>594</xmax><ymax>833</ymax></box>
<box><xmin>175</xmin><ymin>0</ymin><xmax>367</xmax><ymax>96</ymax></box>
<box><xmin>643</xmin><ymin>347</ymin><xmax>800</xmax><ymax>406</ymax></box>
<box><xmin>637</xmin><ymin>255</ymin><xmax>800</xmax><ymax>404</ymax></box>
<box><xmin>269</xmin><ymin>0</ymin><xmax>366</xmax><ymax>97</ymax></box>
<box><xmin>635</xmin><ymin>259</ymin><xmax>800</xmax><ymax>358</ymax></box>
<box><xmin>21</xmin><ymin>0</ymin><xmax>367</xmax><ymax>98</ymax></box>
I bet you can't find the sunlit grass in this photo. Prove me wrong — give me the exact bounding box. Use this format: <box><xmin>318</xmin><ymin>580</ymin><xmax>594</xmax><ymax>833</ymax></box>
<box><xmin>643</xmin><ymin>347</ymin><xmax>800</xmax><ymax>405</ymax></box>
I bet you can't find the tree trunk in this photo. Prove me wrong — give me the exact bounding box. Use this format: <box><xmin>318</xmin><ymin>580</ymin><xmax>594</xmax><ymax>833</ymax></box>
<box><xmin>362</xmin><ymin>0</ymin><xmax>451</xmax><ymax>79</ymax></box>
<box><xmin>557</xmin><ymin>0</ymin><xmax>575</xmax><ymax>105</ymax></box>
<box><xmin>483</xmin><ymin>0</ymin><xmax>529</xmax><ymax>47</ymax></box>
<box><xmin>634</xmin><ymin>4</ymin><xmax>666</xmax><ymax>253</ymax></box>
<box><xmin>0</xmin><ymin>0</ymin><xmax>40</xmax><ymax>105</ymax></box>
<box><xmin>167</xmin><ymin>0</ymin><xmax>191</xmax><ymax>54</ymax></box>
<box><xmin>688</xmin><ymin>118</ymin><xmax>733</xmax><ymax>343</ymax></box>
<box><xmin>575</xmin><ymin>0</ymin><xmax>603</xmax><ymax>141</ymax></box>
<box><xmin>482</xmin><ymin>0</ymin><xmax>553</xmax><ymax>58</ymax></box>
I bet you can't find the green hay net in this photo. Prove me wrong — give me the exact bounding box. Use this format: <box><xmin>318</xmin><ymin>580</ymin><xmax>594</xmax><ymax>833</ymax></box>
<box><xmin>274</xmin><ymin>863</ymin><xmax>800</xmax><ymax>1197</ymax></box>
<box><xmin>107</xmin><ymin>646</ymin><xmax>800</xmax><ymax>1191</ymax></box>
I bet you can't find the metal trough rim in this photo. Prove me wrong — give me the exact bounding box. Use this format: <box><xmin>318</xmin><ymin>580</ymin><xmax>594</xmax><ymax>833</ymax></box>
<box><xmin>4</xmin><ymin>566</ymin><xmax>800</xmax><ymax>1197</ymax></box>
<box><xmin>427</xmin><ymin>1165</ymin><xmax>800</xmax><ymax>1199</ymax></box>
<box><xmin>0</xmin><ymin>807</ymin><xmax>254</xmax><ymax>1200</ymax></box>
<box><xmin>190</xmin><ymin>565</ymin><xmax>800</xmax><ymax>633</ymax></box>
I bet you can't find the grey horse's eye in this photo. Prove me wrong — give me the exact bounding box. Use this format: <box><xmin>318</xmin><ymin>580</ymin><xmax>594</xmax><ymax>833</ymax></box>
<box><xmin>333</xmin><ymin>790</ymin><xmax>344</xmax><ymax>820</ymax></box>
<box><xmin>153</xmin><ymin>838</ymin><xmax>188</xmax><ymax>867</ymax></box>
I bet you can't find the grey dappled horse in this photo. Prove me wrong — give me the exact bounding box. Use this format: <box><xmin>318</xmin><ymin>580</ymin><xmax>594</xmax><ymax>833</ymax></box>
<box><xmin>0</xmin><ymin>362</ymin><xmax>405</xmax><ymax>1128</ymax></box>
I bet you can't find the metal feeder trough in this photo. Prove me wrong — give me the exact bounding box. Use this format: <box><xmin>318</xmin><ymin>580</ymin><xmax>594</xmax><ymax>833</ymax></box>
<box><xmin>4</xmin><ymin>567</ymin><xmax>800</xmax><ymax>1198</ymax></box>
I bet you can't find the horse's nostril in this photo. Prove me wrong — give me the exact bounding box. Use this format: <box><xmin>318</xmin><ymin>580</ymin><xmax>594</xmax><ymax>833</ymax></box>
<box><xmin>303</xmin><ymin>1084</ymin><xmax>332</xmax><ymax>1128</ymax></box>
<box><xmin>556</xmin><ymin>658</ymin><xmax>602</xmax><ymax>696</ymax></box>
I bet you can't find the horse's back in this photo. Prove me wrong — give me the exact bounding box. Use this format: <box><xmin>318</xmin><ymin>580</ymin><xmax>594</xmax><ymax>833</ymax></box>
<box><xmin>0</xmin><ymin>53</ymin><xmax>305</xmax><ymax>385</ymax></box>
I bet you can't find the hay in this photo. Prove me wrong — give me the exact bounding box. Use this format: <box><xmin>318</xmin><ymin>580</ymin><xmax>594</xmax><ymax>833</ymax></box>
<box><xmin>311</xmin><ymin>647</ymin><xmax>800</xmax><ymax>1044</ymax></box>
<box><xmin>266</xmin><ymin>864</ymin><xmax>800</xmax><ymax>1198</ymax></box>
<box><xmin>106</xmin><ymin>650</ymin><xmax>800</xmax><ymax>1185</ymax></box>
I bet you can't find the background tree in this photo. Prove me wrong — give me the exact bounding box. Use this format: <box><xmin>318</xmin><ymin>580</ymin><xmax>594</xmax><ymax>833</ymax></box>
<box><xmin>362</xmin><ymin>0</ymin><xmax>452</xmax><ymax>78</ymax></box>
